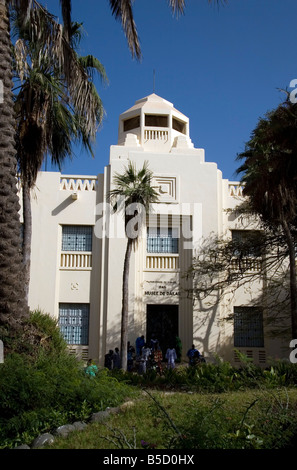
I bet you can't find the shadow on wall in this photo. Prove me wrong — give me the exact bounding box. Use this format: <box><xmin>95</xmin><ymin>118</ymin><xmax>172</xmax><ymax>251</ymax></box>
<box><xmin>51</xmin><ymin>195</ymin><xmax>75</xmax><ymax>216</ymax></box>
<box><xmin>192</xmin><ymin>293</ymin><xmax>221</xmax><ymax>362</ymax></box>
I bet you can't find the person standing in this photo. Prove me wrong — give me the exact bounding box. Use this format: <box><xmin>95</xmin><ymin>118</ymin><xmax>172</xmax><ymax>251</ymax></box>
<box><xmin>153</xmin><ymin>341</ymin><xmax>163</xmax><ymax>374</ymax></box>
<box><xmin>165</xmin><ymin>346</ymin><xmax>177</xmax><ymax>369</ymax></box>
<box><xmin>187</xmin><ymin>344</ymin><xmax>200</xmax><ymax>366</ymax></box>
<box><xmin>104</xmin><ymin>350</ymin><xmax>113</xmax><ymax>370</ymax></box>
<box><xmin>127</xmin><ymin>342</ymin><xmax>135</xmax><ymax>371</ymax></box>
<box><xmin>139</xmin><ymin>343</ymin><xmax>151</xmax><ymax>374</ymax></box>
<box><xmin>135</xmin><ymin>335</ymin><xmax>145</xmax><ymax>357</ymax></box>
<box><xmin>113</xmin><ymin>347</ymin><xmax>121</xmax><ymax>369</ymax></box>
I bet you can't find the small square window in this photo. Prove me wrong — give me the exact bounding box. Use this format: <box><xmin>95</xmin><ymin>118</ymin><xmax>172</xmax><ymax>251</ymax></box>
<box><xmin>62</xmin><ymin>226</ymin><xmax>92</xmax><ymax>251</ymax></box>
<box><xmin>234</xmin><ymin>306</ymin><xmax>264</xmax><ymax>348</ymax></box>
<box><xmin>59</xmin><ymin>303</ymin><xmax>89</xmax><ymax>345</ymax></box>
<box><xmin>147</xmin><ymin>227</ymin><xmax>179</xmax><ymax>254</ymax></box>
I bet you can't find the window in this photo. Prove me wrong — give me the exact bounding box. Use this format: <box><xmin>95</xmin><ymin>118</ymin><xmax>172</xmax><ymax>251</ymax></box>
<box><xmin>231</xmin><ymin>230</ymin><xmax>263</xmax><ymax>257</ymax></box>
<box><xmin>123</xmin><ymin>115</ymin><xmax>140</xmax><ymax>132</ymax></box>
<box><xmin>59</xmin><ymin>303</ymin><xmax>89</xmax><ymax>345</ymax></box>
<box><xmin>62</xmin><ymin>226</ymin><xmax>92</xmax><ymax>251</ymax></box>
<box><xmin>145</xmin><ymin>114</ymin><xmax>168</xmax><ymax>127</ymax></box>
<box><xmin>172</xmin><ymin>117</ymin><xmax>186</xmax><ymax>134</ymax></box>
<box><xmin>234</xmin><ymin>306</ymin><xmax>264</xmax><ymax>348</ymax></box>
<box><xmin>147</xmin><ymin>227</ymin><xmax>179</xmax><ymax>253</ymax></box>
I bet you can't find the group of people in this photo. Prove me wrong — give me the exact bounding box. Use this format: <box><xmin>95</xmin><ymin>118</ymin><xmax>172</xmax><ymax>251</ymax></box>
<box><xmin>102</xmin><ymin>334</ymin><xmax>179</xmax><ymax>374</ymax></box>
<box><xmin>103</xmin><ymin>347</ymin><xmax>121</xmax><ymax>370</ymax></box>
<box><xmin>86</xmin><ymin>339</ymin><xmax>205</xmax><ymax>377</ymax></box>
<box><xmin>135</xmin><ymin>334</ymin><xmax>178</xmax><ymax>374</ymax></box>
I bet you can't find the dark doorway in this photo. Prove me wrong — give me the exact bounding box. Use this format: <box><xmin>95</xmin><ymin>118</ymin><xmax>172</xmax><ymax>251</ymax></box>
<box><xmin>146</xmin><ymin>304</ymin><xmax>179</xmax><ymax>356</ymax></box>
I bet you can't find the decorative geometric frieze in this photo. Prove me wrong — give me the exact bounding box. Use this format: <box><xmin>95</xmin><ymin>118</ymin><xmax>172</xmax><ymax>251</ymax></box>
<box><xmin>60</xmin><ymin>176</ymin><xmax>97</xmax><ymax>191</ymax></box>
<box><xmin>152</xmin><ymin>175</ymin><xmax>178</xmax><ymax>203</ymax></box>
<box><xmin>228</xmin><ymin>183</ymin><xmax>244</xmax><ymax>197</ymax></box>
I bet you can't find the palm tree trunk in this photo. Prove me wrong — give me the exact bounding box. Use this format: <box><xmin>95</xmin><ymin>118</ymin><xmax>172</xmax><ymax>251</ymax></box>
<box><xmin>282</xmin><ymin>219</ymin><xmax>297</xmax><ymax>339</ymax></box>
<box><xmin>120</xmin><ymin>237</ymin><xmax>133</xmax><ymax>369</ymax></box>
<box><xmin>22</xmin><ymin>181</ymin><xmax>32</xmax><ymax>305</ymax></box>
<box><xmin>0</xmin><ymin>0</ymin><xmax>28</xmax><ymax>329</ymax></box>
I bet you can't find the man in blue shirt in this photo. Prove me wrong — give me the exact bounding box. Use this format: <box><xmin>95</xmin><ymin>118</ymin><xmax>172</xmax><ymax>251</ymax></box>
<box><xmin>135</xmin><ymin>335</ymin><xmax>145</xmax><ymax>357</ymax></box>
<box><xmin>187</xmin><ymin>344</ymin><xmax>201</xmax><ymax>366</ymax></box>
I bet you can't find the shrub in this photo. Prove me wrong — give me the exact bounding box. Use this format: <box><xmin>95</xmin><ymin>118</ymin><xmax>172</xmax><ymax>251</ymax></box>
<box><xmin>0</xmin><ymin>311</ymin><xmax>134</xmax><ymax>448</ymax></box>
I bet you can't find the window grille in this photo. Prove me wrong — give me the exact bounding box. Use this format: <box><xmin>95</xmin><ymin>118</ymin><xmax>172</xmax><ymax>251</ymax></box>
<box><xmin>231</xmin><ymin>230</ymin><xmax>262</xmax><ymax>257</ymax></box>
<box><xmin>147</xmin><ymin>227</ymin><xmax>179</xmax><ymax>253</ymax></box>
<box><xmin>234</xmin><ymin>306</ymin><xmax>264</xmax><ymax>348</ymax></box>
<box><xmin>62</xmin><ymin>226</ymin><xmax>92</xmax><ymax>251</ymax></box>
<box><xmin>59</xmin><ymin>303</ymin><xmax>89</xmax><ymax>345</ymax></box>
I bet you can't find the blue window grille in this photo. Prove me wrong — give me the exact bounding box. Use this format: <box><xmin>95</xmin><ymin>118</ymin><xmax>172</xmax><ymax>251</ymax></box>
<box><xmin>59</xmin><ymin>304</ymin><xmax>89</xmax><ymax>345</ymax></box>
<box><xmin>147</xmin><ymin>227</ymin><xmax>179</xmax><ymax>253</ymax></box>
<box><xmin>62</xmin><ymin>226</ymin><xmax>92</xmax><ymax>251</ymax></box>
<box><xmin>234</xmin><ymin>306</ymin><xmax>264</xmax><ymax>348</ymax></box>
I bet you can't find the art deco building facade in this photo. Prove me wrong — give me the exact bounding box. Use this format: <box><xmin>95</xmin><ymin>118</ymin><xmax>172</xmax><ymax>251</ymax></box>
<box><xmin>24</xmin><ymin>94</ymin><xmax>290</xmax><ymax>365</ymax></box>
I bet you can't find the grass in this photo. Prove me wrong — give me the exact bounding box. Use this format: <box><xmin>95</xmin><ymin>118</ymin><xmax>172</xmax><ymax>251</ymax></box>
<box><xmin>45</xmin><ymin>387</ymin><xmax>297</xmax><ymax>449</ymax></box>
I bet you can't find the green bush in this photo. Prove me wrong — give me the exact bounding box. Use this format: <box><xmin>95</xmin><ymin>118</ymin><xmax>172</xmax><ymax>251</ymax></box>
<box><xmin>110</xmin><ymin>354</ymin><xmax>297</xmax><ymax>393</ymax></box>
<box><xmin>0</xmin><ymin>311</ymin><xmax>134</xmax><ymax>448</ymax></box>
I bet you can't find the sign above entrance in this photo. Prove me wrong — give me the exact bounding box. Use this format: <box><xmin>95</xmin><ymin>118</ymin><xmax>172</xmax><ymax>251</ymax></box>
<box><xmin>143</xmin><ymin>281</ymin><xmax>179</xmax><ymax>297</ymax></box>
<box><xmin>144</xmin><ymin>290</ymin><xmax>179</xmax><ymax>296</ymax></box>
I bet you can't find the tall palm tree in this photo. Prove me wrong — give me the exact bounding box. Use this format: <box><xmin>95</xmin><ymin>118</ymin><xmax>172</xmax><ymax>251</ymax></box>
<box><xmin>0</xmin><ymin>0</ymin><xmax>29</xmax><ymax>329</ymax></box>
<box><xmin>108</xmin><ymin>161</ymin><xmax>159</xmax><ymax>369</ymax></box>
<box><xmin>0</xmin><ymin>0</ymin><xmax>217</xmax><ymax>331</ymax></box>
<box><xmin>0</xmin><ymin>0</ymin><xmax>103</xmax><ymax>331</ymax></box>
<box><xmin>13</xmin><ymin>18</ymin><xmax>107</xmax><ymax>302</ymax></box>
<box><xmin>236</xmin><ymin>98</ymin><xmax>297</xmax><ymax>339</ymax></box>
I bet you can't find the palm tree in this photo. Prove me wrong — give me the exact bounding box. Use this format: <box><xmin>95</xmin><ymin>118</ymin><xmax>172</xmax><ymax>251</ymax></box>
<box><xmin>13</xmin><ymin>18</ymin><xmax>107</xmax><ymax>302</ymax></box>
<box><xmin>0</xmin><ymin>0</ymin><xmax>216</xmax><ymax>332</ymax></box>
<box><xmin>0</xmin><ymin>0</ymin><xmax>29</xmax><ymax>329</ymax></box>
<box><xmin>0</xmin><ymin>0</ymin><xmax>103</xmax><ymax>331</ymax></box>
<box><xmin>108</xmin><ymin>161</ymin><xmax>159</xmax><ymax>369</ymax></box>
<box><xmin>236</xmin><ymin>98</ymin><xmax>297</xmax><ymax>339</ymax></box>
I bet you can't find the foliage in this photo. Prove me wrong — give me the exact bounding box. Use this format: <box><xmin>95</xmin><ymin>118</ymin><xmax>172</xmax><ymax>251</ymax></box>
<box><xmin>12</xmin><ymin>17</ymin><xmax>106</xmax><ymax>189</ymax></box>
<box><xmin>108</xmin><ymin>160</ymin><xmax>159</xmax><ymax>370</ymax></box>
<box><xmin>109</xmin><ymin>356</ymin><xmax>297</xmax><ymax>392</ymax></box>
<box><xmin>186</xmin><ymin>226</ymin><xmax>295</xmax><ymax>341</ymax></box>
<box><xmin>236</xmin><ymin>97</ymin><xmax>297</xmax><ymax>338</ymax></box>
<box><xmin>48</xmin><ymin>388</ymin><xmax>297</xmax><ymax>450</ymax></box>
<box><xmin>0</xmin><ymin>310</ymin><xmax>134</xmax><ymax>449</ymax></box>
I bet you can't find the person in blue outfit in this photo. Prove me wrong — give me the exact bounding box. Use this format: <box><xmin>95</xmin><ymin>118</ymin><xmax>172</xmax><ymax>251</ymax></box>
<box><xmin>187</xmin><ymin>344</ymin><xmax>202</xmax><ymax>366</ymax></box>
<box><xmin>135</xmin><ymin>335</ymin><xmax>145</xmax><ymax>357</ymax></box>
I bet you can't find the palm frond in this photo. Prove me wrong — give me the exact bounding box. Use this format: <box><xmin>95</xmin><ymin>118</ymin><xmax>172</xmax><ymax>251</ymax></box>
<box><xmin>109</xmin><ymin>0</ymin><xmax>141</xmax><ymax>60</ymax></box>
<box><xmin>78</xmin><ymin>55</ymin><xmax>108</xmax><ymax>84</ymax></box>
<box><xmin>60</xmin><ymin>0</ymin><xmax>72</xmax><ymax>41</ymax></box>
<box><xmin>108</xmin><ymin>160</ymin><xmax>159</xmax><ymax>218</ymax></box>
<box><xmin>168</xmin><ymin>0</ymin><xmax>185</xmax><ymax>16</ymax></box>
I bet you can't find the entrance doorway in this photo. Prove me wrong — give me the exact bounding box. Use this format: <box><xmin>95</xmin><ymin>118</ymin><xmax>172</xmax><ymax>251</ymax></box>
<box><xmin>146</xmin><ymin>304</ymin><xmax>179</xmax><ymax>356</ymax></box>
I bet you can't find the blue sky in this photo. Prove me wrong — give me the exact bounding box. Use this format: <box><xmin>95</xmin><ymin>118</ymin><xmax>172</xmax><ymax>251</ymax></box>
<box><xmin>44</xmin><ymin>0</ymin><xmax>297</xmax><ymax>181</ymax></box>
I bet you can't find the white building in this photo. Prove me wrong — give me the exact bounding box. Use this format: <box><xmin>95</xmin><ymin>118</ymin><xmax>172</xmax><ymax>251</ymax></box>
<box><xmin>24</xmin><ymin>93</ymin><xmax>291</xmax><ymax>365</ymax></box>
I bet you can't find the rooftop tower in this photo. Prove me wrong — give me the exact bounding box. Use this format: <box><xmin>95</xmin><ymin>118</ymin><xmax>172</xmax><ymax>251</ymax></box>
<box><xmin>117</xmin><ymin>93</ymin><xmax>195</xmax><ymax>152</ymax></box>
